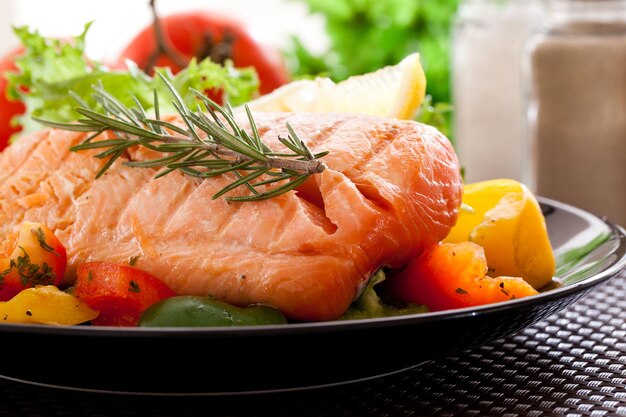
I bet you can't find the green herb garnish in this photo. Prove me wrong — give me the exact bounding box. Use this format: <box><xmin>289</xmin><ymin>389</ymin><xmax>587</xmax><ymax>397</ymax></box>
<box><xmin>555</xmin><ymin>232</ymin><xmax>611</xmax><ymax>277</ymax></box>
<box><xmin>31</xmin><ymin>227</ymin><xmax>58</xmax><ymax>255</ymax></box>
<box><xmin>0</xmin><ymin>247</ymin><xmax>56</xmax><ymax>287</ymax></box>
<box><xmin>554</xmin><ymin>232</ymin><xmax>615</xmax><ymax>286</ymax></box>
<box><xmin>36</xmin><ymin>78</ymin><xmax>328</xmax><ymax>202</ymax></box>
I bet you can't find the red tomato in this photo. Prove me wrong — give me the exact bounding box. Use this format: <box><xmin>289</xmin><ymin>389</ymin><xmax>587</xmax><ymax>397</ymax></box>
<box><xmin>0</xmin><ymin>222</ymin><xmax>67</xmax><ymax>301</ymax></box>
<box><xmin>0</xmin><ymin>47</ymin><xmax>26</xmax><ymax>151</ymax></box>
<box><xmin>119</xmin><ymin>11</ymin><xmax>289</xmax><ymax>96</ymax></box>
<box><xmin>386</xmin><ymin>242</ymin><xmax>538</xmax><ymax>312</ymax></box>
<box><xmin>74</xmin><ymin>262</ymin><xmax>176</xmax><ymax>327</ymax></box>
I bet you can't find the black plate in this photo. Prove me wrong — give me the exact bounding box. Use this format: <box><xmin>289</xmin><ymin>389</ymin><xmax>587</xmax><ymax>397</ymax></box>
<box><xmin>0</xmin><ymin>198</ymin><xmax>624</xmax><ymax>395</ymax></box>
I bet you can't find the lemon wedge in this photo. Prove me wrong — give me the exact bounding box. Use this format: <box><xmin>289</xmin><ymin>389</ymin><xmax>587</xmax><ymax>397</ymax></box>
<box><xmin>444</xmin><ymin>179</ymin><xmax>556</xmax><ymax>290</ymax></box>
<box><xmin>245</xmin><ymin>53</ymin><xmax>426</xmax><ymax>120</ymax></box>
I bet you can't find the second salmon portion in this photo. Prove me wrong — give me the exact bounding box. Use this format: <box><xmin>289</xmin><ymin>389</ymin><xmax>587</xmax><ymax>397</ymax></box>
<box><xmin>0</xmin><ymin>112</ymin><xmax>462</xmax><ymax>321</ymax></box>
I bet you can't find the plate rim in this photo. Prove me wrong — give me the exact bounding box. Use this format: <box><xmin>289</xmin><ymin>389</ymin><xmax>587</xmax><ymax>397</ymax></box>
<box><xmin>0</xmin><ymin>197</ymin><xmax>624</xmax><ymax>338</ymax></box>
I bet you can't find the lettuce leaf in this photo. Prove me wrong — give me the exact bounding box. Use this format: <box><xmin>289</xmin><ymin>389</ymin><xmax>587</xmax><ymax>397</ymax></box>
<box><xmin>6</xmin><ymin>24</ymin><xmax>259</xmax><ymax>140</ymax></box>
<box><xmin>342</xmin><ymin>270</ymin><xmax>428</xmax><ymax>320</ymax></box>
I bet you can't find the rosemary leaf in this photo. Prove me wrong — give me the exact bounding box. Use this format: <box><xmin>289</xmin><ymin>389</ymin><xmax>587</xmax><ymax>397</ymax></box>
<box><xmin>175</xmin><ymin>167</ymin><xmax>208</xmax><ymax>178</ymax></box>
<box><xmin>152</xmin><ymin>89</ymin><xmax>164</xmax><ymax>134</ymax></box>
<box><xmin>154</xmin><ymin>167</ymin><xmax>177</xmax><ymax>179</ymax></box>
<box><xmin>95</xmin><ymin>150</ymin><xmax>124</xmax><ymax>178</ymax></box>
<box><xmin>167</xmin><ymin>159</ymin><xmax>232</xmax><ymax>169</ymax></box>
<box><xmin>135</xmin><ymin>138</ymin><xmax>168</xmax><ymax>152</ymax></box>
<box><xmin>74</xmin><ymin>108</ymin><xmax>161</xmax><ymax>140</ymax></box>
<box><xmin>124</xmin><ymin>150</ymin><xmax>193</xmax><ymax>168</ymax></box>
<box><xmin>287</xmin><ymin>123</ymin><xmax>315</xmax><ymax>160</ymax></box>
<box><xmin>253</xmin><ymin>174</ymin><xmax>291</xmax><ymax>187</ymax></box>
<box><xmin>82</xmin><ymin>129</ymin><xmax>107</xmax><ymax>144</ymax></box>
<box><xmin>33</xmin><ymin>117</ymin><xmax>102</xmax><ymax>132</ymax></box>
<box><xmin>235</xmin><ymin>169</ymin><xmax>261</xmax><ymax>196</ymax></box>
<box><xmin>153</xmin><ymin>142</ymin><xmax>207</xmax><ymax>152</ymax></box>
<box><xmin>279</xmin><ymin>135</ymin><xmax>308</xmax><ymax>157</ymax></box>
<box><xmin>132</xmin><ymin>97</ymin><xmax>151</xmax><ymax>132</ymax></box>
<box><xmin>93</xmin><ymin>85</ymin><xmax>141</xmax><ymax>126</ymax></box>
<box><xmin>236</xmin><ymin>127</ymin><xmax>258</xmax><ymax>150</ymax></box>
<box><xmin>212</xmin><ymin>167</ymin><xmax>270</xmax><ymax>200</ymax></box>
<box><xmin>70</xmin><ymin>139</ymin><xmax>129</xmax><ymax>151</ymax></box>
<box><xmin>95</xmin><ymin>141</ymin><xmax>139</xmax><ymax>159</ymax></box>
<box><xmin>245</xmin><ymin>105</ymin><xmax>263</xmax><ymax>151</ymax></box>
<box><xmin>172</xmin><ymin>101</ymin><xmax>201</xmax><ymax>141</ymax></box>
<box><xmin>68</xmin><ymin>91</ymin><xmax>91</xmax><ymax>110</ymax></box>
<box><xmin>199</xmin><ymin>160</ymin><xmax>257</xmax><ymax>178</ymax></box>
<box><xmin>227</xmin><ymin>174</ymin><xmax>310</xmax><ymax>202</ymax></box>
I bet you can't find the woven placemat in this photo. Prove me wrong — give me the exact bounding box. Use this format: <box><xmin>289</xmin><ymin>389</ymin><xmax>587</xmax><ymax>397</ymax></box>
<box><xmin>1</xmin><ymin>272</ymin><xmax>624</xmax><ymax>417</ymax></box>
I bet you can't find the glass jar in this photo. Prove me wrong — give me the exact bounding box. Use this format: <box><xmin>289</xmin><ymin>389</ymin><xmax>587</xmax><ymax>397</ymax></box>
<box><xmin>525</xmin><ymin>0</ymin><xmax>626</xmax><ymax>226</ymax></box>
<box><xmin>452</xmin><ymin>0</ymin><xmax>543</xmax><ymax>183</ymax></box>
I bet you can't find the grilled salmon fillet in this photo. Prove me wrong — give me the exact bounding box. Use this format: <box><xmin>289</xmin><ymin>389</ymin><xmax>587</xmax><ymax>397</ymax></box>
<box><xmin>0</xmin><ymin>112</ymin><xmax>462</xmax><ymax>321</ymax></box>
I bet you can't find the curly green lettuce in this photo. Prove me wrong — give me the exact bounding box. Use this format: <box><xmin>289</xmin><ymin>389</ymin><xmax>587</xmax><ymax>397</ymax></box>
<box><xmin>6</xmin><ymin>24</ymin><xmax>259</xmax><ymax>140</ymax></box>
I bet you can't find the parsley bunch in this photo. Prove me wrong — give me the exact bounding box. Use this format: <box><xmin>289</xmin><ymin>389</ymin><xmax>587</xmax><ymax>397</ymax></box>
<box><xmin>287</xmin><ymin>0</ymin><xmax>459</xmax><ymax>139</ymax></box>
<box><xmin>287</xmin><ymin>0</ymin><xmax>460</xmax><ymax>105</ymax></box>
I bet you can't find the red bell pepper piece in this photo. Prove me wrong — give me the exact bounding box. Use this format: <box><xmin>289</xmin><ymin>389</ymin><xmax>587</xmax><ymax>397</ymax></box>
<box><xmin>75</xmin><ymin>262</ymin><xmax>176</xmax><ymax>326</ymax></box>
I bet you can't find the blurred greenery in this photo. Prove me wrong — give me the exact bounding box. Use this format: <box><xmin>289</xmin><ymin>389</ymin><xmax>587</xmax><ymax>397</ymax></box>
<box><xmin>286</xmin><ymin>0</ymin><xmax>461</xmax><ymax>106</ymax></box>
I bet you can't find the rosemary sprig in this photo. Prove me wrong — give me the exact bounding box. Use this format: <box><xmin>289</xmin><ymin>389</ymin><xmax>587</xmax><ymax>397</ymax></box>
<box><xmin>35</xmin><ymin>75</ymin><xmax>328</xmax><ymax>202</ymax></box>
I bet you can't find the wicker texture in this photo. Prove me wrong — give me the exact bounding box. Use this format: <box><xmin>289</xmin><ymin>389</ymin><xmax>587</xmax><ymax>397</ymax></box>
<box><xmin>0</xmin><ymin>272</ymin><xmax>624</xmax><ymax>417</ymax></box>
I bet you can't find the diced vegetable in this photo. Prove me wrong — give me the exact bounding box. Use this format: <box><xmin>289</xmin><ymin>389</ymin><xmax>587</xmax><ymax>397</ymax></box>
<box><xmin>444</xmin><ymin>179</ymin><xmax>555</xmax><ymax>289</ymax></box>
<box><xmin>387</xmin><ymin>242</ymin><xmax>538</xmax><ymax>312</ymax></box>
<box><xmin>139</xmin><ymin>296</ymin><xmax>287</xmax><ymax>327</ymax></box>
<box><xmin>0</xmin><ymin>222</ymin><xmax>67</xmax><ymax>301</ymax></box>
<box><xmin>0</xmin><ymin>285</ymin><xmax>98</xmax><ymax>325</ymax></box>
<box><xmin>74</xmin><ymin>262</ymin><xmax>176</xmax><ymax>327</ymax></box>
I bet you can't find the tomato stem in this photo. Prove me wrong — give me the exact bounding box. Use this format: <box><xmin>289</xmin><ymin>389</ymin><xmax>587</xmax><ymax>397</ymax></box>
<box><xmin>146</xmin><ymin>0</ymin><xmax>236</xmax><ymax>73</ymax></box>
<box><xmin>145</xmin><ymin>0</ymin><xmax>188</xmax><ymax>73</ymax></box>
<box><xmin>197</xmin><ymin>30</ymin><xmax>235</xmax><ymax>65</ymax></box>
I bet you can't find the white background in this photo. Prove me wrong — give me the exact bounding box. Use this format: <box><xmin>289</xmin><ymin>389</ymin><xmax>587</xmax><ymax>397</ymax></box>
<box><xmin>0</xmin><ymin>0</ymin><xmax>327</xmax><ymax>61</ymax></box>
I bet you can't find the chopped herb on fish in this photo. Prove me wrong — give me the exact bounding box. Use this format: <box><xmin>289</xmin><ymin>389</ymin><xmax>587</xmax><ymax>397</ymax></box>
<box><xmin>31</xmin><ymin>227</ymin><xmax>58</xmax><ymax>255</ymax></box>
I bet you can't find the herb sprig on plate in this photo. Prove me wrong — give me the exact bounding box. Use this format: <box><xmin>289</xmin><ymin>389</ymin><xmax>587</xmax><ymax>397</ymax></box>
<box><xmin>36</xmin><ymin>76</ymin><xmax>328</xmax><ymax>202</ymax></box>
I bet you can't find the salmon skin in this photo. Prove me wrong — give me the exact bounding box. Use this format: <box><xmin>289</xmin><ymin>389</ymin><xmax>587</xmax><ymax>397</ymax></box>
<box><xmin>0</xmin><ymin>112</ymin><xmax>462</xmax><ymax>321</ymax></box>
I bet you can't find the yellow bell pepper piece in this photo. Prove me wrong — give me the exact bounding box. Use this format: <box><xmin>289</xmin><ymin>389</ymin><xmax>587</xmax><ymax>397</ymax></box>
<box><xmin>444</xmin><ymin>179</ymin><xmax>555</xmax><ymax>290</ymax></box>
<box><xmin>0</xmin><ymin>285</ymin><xmax>98</xmax><ymax>325</ymax></box>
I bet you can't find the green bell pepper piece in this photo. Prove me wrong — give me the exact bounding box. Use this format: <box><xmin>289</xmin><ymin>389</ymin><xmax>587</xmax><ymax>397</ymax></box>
<box><xmin>139</xmin><ymin>296</ymin><xmax>287</xmax><ymax>327</ymax></box>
